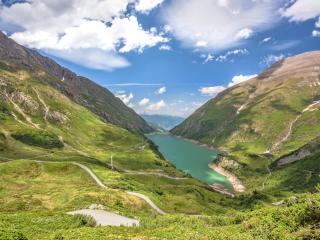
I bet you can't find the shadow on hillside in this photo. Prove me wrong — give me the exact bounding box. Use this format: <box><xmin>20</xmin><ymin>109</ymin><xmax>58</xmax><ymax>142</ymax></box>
<box><xmin>257</xmin><ymin>59</ymin><xmax>285</xmax><ymax>80</ymax></box>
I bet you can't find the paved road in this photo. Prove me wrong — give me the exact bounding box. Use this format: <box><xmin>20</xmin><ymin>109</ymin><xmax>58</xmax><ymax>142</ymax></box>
<box><xmin>67</xmin><ymin>209</ymin><xmax>139</xmax><ymax>227</ymax></box>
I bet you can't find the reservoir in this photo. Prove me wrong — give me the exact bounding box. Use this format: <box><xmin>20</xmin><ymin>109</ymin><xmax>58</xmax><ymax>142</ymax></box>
<box><xmin>146</xmin><ymin>134</ymin><xmax>232</xmax><ymax>190</ymax></box>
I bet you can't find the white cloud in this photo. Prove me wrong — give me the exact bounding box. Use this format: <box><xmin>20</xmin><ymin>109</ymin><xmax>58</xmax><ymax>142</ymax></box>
<box><xmin>135</xmin><ymin>0</ymin><xmax>165</xmax><ymax>13</ymax></box>
<box><xmin>215</xmin><ymin>48</ymin><xmax>248</xmax><ymax>62</ymax></box>
<box><xmin>261</xmin><ymin>54</ymin><xmax>286</xmax><ymax>66</ymax></box>
<box><xmin>235</xmin><ymin>28</ymin><xmax>253</xmax><ymax>40</ymax></box>
<box><xmin>48</xmin><ymin>48</ymin><xmax>130</xmax><ymax>71</ymax></box>
<box><xmin>163</xmin><ymin>0</ymin><xmax>283</xmax><ymax>51</ymax></box>
<box><xmin>146</xmin><ymin>100</ymin><xmax>167</xmax><ymax>111</ymax></box>
<box><xmin>270</xmin><ymin>40</ymin><xmax>301</xmax><ymax>51</ymax></box>
<box><xmin>316</xmin><ymin>17</ymin><xmax>320</xmax><ymax>28</ymax></box>
<box><xmin>261</xmin><ymin>37</ymin><xmax>272</xmax><ymax>44</ymax></box>
<box><xmin>139</xmin><ymin>98</ymin><xmax>150</xmax><ymax>106</ymax></box>
<box><xmin>312</xmin><ymin>30</ymin><xmax>320</xmax><ymax>37</ymax></box>
<box><xmin>199</xmin><ymin>86</ymin><xmax>226</xmax><ymax>96</ymax></box>
<box><xmin>228</xmin><ymin>74</ymin><xmax>257</xmax><ymax>87</ymax></box>
<box><xmin>0</xmin><ymin>0</ymin><xmax>169</xmax><ymax>71</ymax></box>
<box><xmin>116</xmin><ymin>92</ymin><xmax>134</xmax><ymax>105</ymax></box>
<box><xmin>202</xmin><ymin>54</ymin><xmax>214</xmax><ymax>64</ymax></box>
<box><xmin>157</xmin><ymin>86</ymin><xmax>167</xmax><ymax>94</ymax></box>
<box><xmin>281</xmin><ymin>0</ymin><xmax>320</xmax><ymax>22</ymax></box>
<box><xmin>159</xmin><ymin>44</ymin><xmax>171</xmax><ymax>51</ymax></box>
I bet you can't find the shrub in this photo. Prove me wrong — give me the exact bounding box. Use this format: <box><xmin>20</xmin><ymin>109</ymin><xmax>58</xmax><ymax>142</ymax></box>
<box><xmin>73</xmin><ymin>214</ymin><xmax>97</xmax><ymax>227</ymax></box>
<box><xmin>11</xmin><ymin>130</ymin><xmax>63</xmax><ymax>149</ymax></box>
<box><xmin>0</xmin><ymin>228</ymin><xmax>28</xmax><ymax>240</ymax></box>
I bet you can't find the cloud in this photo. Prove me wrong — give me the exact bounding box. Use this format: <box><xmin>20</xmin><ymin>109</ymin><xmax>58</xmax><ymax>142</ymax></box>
<box><xmin>316</xmin><ymin>17</ymin><xmax>320</xmax><ymax>28</ymax></box>
<box><xmin>270</xmin><ymin>40</ymin><xmax>301</xmax><ymax>51</ymax></box>
<box><xmin>235</xmin><ymin>28</ymin><xmax>253</xmax><ymax>40</ymax></box>
<box><xmin>281</xmin><ymin>0</ymin><xmax>320</xmax><ymax>22</ymax></box>
<box><xmin>0</xmin><ymin>0</ymin><xmax>168</xmax><ymax>71</ymax></box>
<box><xmin>139</xmin><ymin>98</ymin><xmax>150</xmax><ymax>106</ymax></box>
<box><xmin>215</xmin><ymin>48</ymin><xmax>248</xmax><ymax>62</ymax></box>
<box><xmin>135</xmin><ymin>0</ymin><xmax>165</xmax><ymax>13</ymax></box>
<box><xmin>202</xmin><ymin>53</ymin><xmax>214</xmax><ymax>64</ymax></box>
<box><xmin>228</xmin><ymin>74</ymin><xmax>257</xmax><ymax>87</ymax></box>
<box><xmin>163</xmin><ymin>0</ymin><xmax>283</xmax><ymax>51</ymax></box>
<box><xmin>146</xmin><ymin>100</ymin><xmax>167</xmax><ymax>111</ymax></box>
<box><xmin>47</xmin><ymin>48</ymin><xmax>130</xmax><ymax>71</ymax></box>
<box><xmin>116</xmin><ymin>92</ymin><xmax>134</xmax><ymax>105</ymax></box>
<box><xmin>261</xmin><ymin>54</ymin><xmax>286</xmax><ymax>66</ymax></box>
<box><xmin>312</xmin><ymin>30</ymin><xmax>320</xmax><ymax>37</ymax></box>
<box><xmin>159</xmin><ymin>44</ymin><xmax>171</xmax><ymax>51</ymax></box>
<box><xmin>157</xmin><ymin>86</ymin><xmax>167</xmax><ymax>94</ymax></box>
<box><xmin>199</xmin><ymin>86</ymin><xmax>226</xmax><ymax>96</ymax></box>
<box><xmin>261</xmin><ymin>37</ymin><xmax>272</xmax><ymax>44</ymax></box>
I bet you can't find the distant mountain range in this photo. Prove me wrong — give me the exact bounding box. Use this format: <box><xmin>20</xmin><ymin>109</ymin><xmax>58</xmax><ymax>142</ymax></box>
<box><xmin>141</xmin><ymin>114</ymin><xmax>184</xmax><ymax>131</ymax></box>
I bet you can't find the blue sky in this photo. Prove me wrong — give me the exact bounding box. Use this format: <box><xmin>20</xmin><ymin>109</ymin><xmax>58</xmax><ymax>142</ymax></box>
<box><xmin>1</xmin><ymin>0</ymin><xmax>320</xmax><ymax>117</ymax></box>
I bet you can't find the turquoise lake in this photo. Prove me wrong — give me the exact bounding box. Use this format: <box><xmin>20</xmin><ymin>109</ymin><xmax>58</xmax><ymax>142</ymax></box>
<box><xmin>146</xmin><ymin>134</ymin><xmax>232</xmax><ymax>189</ymax></box>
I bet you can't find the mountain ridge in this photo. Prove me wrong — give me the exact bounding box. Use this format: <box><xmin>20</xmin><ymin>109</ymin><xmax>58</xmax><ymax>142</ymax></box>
<box><xmin>172</xmin><ymin>51</ymin><xmax>320</xmax><ymax>191</ymax></box>
<box><xmin>0</xmin><ymin>31</ymin><xmax>153</xmax><ymax>134</ymax></box>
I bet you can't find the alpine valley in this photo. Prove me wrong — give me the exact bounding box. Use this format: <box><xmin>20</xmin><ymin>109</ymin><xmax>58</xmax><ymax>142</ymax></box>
<box><xmin>0</xmin><ymin>2</ymin><xmax>320</xmax><ymax>239</ymax></box>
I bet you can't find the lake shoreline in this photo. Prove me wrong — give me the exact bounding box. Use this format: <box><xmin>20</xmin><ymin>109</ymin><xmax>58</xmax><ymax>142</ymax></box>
<box><xmin>147</xmin><ymin>132</ymin><xmax>243</xmax><ymax>195</ymax></box>
<box><xmin>208</xmin><ymin>163</ymin><xmax>245</xmax><ymax>193</ymax></box>
<box><xmin>147</xmin><ymin>132</ymin><xmax>217</xmax><ymax>151</ymax></box>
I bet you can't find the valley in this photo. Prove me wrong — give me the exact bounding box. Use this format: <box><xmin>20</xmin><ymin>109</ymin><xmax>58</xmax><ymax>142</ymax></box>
<box><xmin>0</xmin><ymin>10</ymin><xmax>319</xmax><ymax>239</ymax></box>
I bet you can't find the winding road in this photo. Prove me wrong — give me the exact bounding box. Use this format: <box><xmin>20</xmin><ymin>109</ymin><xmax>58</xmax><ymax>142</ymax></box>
<box><xmin>35</xmin><ymin>160</ymin><xmax>166</xmax><ymax>215</ymax></box>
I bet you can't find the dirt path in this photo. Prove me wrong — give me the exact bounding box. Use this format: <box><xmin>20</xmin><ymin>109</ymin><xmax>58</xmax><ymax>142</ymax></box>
<box><xmin>33</xmin><ymin>87</ymin><xmax>49</xmax><ymax>123</ymax></box>
<box><xmin>267</xmin><ymin>101</ymin><xmax>320</xmax><ymax>153</ymax></box>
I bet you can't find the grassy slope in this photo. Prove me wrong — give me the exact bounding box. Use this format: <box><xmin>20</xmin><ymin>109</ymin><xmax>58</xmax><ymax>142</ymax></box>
<box><xmin>1</xmin><ymin>160</ymin><xmax>319</xmax><ymax>240</ymax></box>
<box><xmin>0</xmin><ymin>60</ymin><xmax>228</xmax><ymax>217</ymax></box>
<box><xmin>172</xmin><ymin>52</ymin><xmax>320</xmax><ymax>193</ymax></box>
<box><xmin>0</xmin><ymin>32</ymin><xmax>153</xmax><ymax>135</ymax></box>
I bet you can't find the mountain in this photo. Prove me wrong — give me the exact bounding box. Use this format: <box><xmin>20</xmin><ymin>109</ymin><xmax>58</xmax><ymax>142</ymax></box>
<box><xmin>141</xmin><ymin>114</ymin><xmax>184</xmax><ymax>131</ymax></box>
<box><xmin>172</xmin><ymin>51</ymin><xmax>320</xmax><ymax>183</ymax></box>
<box><xmin>0</xmin><ymin>32</ymin><xmax>153</xmax><ymax>134</ymax></box>
<box><xmin>0</xmin><ymin>30</ymin><xmax>226</xmax><ymax>219</ymax></box>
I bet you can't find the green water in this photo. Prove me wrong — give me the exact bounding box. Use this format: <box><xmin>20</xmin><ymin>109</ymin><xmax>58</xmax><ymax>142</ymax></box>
<box><xmin>147</xmin><ymin>134</ymin><xmax>232</xmax><ymax>189</ymax></box>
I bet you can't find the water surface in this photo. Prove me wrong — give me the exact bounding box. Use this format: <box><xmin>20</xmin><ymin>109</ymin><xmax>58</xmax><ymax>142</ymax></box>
<box><xmin>147</xmin><ymin>134</ymin><xmax>232</xmax><ymax>189</ymax></box>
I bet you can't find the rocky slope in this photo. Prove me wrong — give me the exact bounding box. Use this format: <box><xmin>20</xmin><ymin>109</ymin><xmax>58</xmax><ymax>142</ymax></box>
<box><xmin>172</xmin><ymin>51</ymin><xmax>320</xmax><ymax>168</ymax></box>
<box><xmin>0</xmin><ymin>32</ymin><xmax>153</xmax><ymax>134</ymax></box>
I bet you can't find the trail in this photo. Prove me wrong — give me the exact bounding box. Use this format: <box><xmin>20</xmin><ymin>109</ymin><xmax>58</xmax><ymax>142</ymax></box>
<box><xmin>267</xmin><ymin>101</ymin><xmax>320</xmax><ymax>153</ymax></box>
<box><xmin>33</xmin><ymin>87</ymin><xmax>49</xmax><ymax>123</ymax></box>
<box><xmin>58</xmin><ymin>136</ymin><xmax>89</xmax><ymax>157</ymax></box>
<box><xmin>34</xmin><ymin>160</ymin><xmax>166</xmax><ymax>215</ymax></box>
<box><xmin>4</xmin><ymin>92</ymin><xmax>40</xmax><ymax>129</ymax></box>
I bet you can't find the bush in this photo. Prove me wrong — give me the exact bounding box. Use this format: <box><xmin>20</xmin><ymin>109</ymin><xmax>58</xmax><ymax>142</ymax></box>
<box><xmin>0</xmin><ymin>132</ymin><xmax>6</xmax><ymax>151</ymax></box>
<box><xmin>0</xmin><ymin>102</ymin><xmax>10</xmax><ymax>121</ymax></box>
<box><xmin>0</xmin><ymin>228</ymin><xmax>28</xmax><ymax>240</ymax></box>
<box><xmin>73</xmin><ymin>214</ymin><xmax>97</xmax><ymax>227</ymax></box>
<box><xmin>11</xmin><ymin>130</ymin><xmax>63</xmax><ymax>149</ymax></box>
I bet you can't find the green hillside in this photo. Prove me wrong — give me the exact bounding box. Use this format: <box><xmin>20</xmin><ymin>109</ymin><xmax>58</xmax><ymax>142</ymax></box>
<box><xmin>0</xmin><ymin>32</ymin><xmax>152</xmax><ymax>134</ymax></box>
<box><xmin>172</xmin><ymin>51</ymin><xmax>320</xmax><ymax>192</ymax></box>
<box><xmin>1</xmin><ymin>160</ymin><xmax>320</xmax><ymax>240</ymax></box>
<box><xmin>0</xmin><ymin>55</ymin><xmax>229</xmax><ymax>214</ymax></box>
